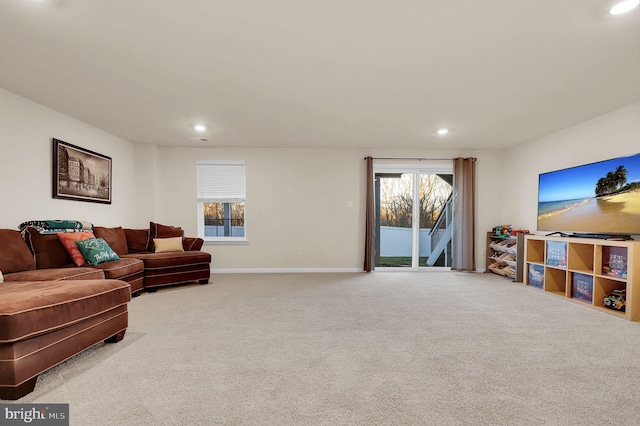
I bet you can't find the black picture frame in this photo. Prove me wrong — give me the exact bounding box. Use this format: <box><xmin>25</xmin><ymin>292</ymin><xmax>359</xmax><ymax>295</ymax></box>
<box><xmin>52</xmin><ymin>138</ymin><xmax>112</xmax><ymax>204</ymax></box>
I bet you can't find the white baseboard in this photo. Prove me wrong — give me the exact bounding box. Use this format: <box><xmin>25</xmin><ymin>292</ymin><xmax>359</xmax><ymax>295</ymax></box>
<box><xmin>210</xmin><ymin>267</ymin><xmax>476</xmax><ymax>274</ymax></box>
<box><xmin>211</xmin><ymin>268</ymin><xmax>363</xmax><ymax>274</ymax></box>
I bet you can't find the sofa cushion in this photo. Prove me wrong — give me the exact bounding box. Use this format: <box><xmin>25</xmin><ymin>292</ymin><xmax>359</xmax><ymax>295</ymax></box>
<box><xmin>3</xmin><ymin>267</ymin><xmax>105</xmax><ymax>282</ymax></box>
<box><xmin>123</xmin><ymin>228</ymin><xmax>149</xmax><ymax>253</ymax></box>
<box><xmin>183</xmin><ymin>237</ymin><xmax>204</xmax><ymax>251</ymax></box>
<box><xmin>89</xmin><ymin>258</ymin><xmax>142</xmax><ymax>278</ymax></box>
<box><xmin>90</xmin><ymin>259</ymin><xmax>144</xmax><ymax>294</ymax></box>
<box><xmin>22</xmin><ymin>227</ymin><xmax>72</xmax><ymax>269</ymax></box>
<box><xmin>93</xmin><ymin>226</ymin><xmax>129</xmax><ymax>255</ymax></box>
<box><xmin>121</xmin><ymin>251</ymin><xmax>211</xmax><ymax>289</ymax></box>
<box><xmin>0</xmin><ymin>229</ymin><xmax>36</xmax><ymax>273</ymax></box>
<box><xmin>57</xmin><ymin>231</ymin><xmax>96</xmax><ymax>266</ymax></box>
<box><xmin>148</xmin><ymin>222</ymin><xmax>184</xmax><ymax>251</ymax></box>
<box><xmin>153</xmin><ymin>237</ymin><xmax>184</xmax><ymax>253</ymax></box>
<box><xmin>0</xmin><ymin>279</ymin><xmax>130</xmax><ymax>343</ymax></box>
<box><xmin>75</xmin><ymin>238</ymin><xmax>120</xmax><ymax>266</ymax></box>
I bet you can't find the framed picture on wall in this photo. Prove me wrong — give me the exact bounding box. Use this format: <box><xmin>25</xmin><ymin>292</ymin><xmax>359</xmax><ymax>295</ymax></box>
<box><xmin>52</xmin><ymin>138</ymin><xmax>112</xmax><ymax>204</ymax></box>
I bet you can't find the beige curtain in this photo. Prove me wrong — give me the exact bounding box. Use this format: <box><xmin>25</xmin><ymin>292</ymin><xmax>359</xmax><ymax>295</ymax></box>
<box><xmin>452</xmin><ymin>157</ymin><xmax>476</xmax><ymax>271</ymax></box>
<box><xmin>364</xmin><ymin>157</ymin><xmax>375</xmax><ymax>272</ymax></box>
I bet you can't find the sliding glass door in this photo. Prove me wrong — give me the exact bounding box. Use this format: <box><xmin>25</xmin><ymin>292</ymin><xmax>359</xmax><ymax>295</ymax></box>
<box><xmin>374</xmin><ymin>162</ymin><xmax>453</xmax><ymax>269</ymax></box>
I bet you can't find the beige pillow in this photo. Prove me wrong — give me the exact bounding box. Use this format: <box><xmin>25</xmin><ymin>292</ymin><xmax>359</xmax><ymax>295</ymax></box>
<box><xmin>153</xmin><ymin>237</ymin><xmax>184</xmax><ymax>253</ymax></box>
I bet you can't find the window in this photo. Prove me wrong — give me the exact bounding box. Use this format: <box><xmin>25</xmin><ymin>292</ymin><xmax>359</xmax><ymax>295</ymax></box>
<box><xmin>196</xmin><ymin>160</ymin><xmax>246</xmax><ymax>242</ymax></box>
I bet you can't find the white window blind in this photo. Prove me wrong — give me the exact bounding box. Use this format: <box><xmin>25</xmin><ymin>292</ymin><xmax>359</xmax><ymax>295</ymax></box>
<box><xmin>196</xmin><ymin>161</ymin><xmax>245</xmax><ymax>202</ymax></box>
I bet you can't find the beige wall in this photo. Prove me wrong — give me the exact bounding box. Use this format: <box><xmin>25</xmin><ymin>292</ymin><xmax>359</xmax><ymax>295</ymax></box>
<box><xmin>0</xmin><ymin>88</ymin><xmax>137</xmax><ymax>230</ymax></box>
<box><xmin>502</xmin><ymin>101</ymin><xmax>640</xmax><ymax>235</ymax></box>
<box><xmin>148</xmin><ymin>147</ymin><xmax>365</xmax><ymax>270</ymax></box>
<box><xmin>132</xmin><ymin>144</ymin><xmax>160</xmax><ymax>228</ymax></box>
<box><xmin>147</xmin><ymin>146</ymin><xmax>500</xmax><ymax>271</ymax></box>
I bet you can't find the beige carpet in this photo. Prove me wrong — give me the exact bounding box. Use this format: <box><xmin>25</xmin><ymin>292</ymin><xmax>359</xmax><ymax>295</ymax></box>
<box><xmin>12</xmin><ymin>272</ymin><xmax>640</xmax><ymax>425</ymax></box>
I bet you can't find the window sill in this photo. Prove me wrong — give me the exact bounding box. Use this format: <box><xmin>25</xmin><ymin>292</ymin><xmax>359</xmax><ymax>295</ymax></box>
<box><xmin>203</xmin><ymin>238</ymin><xmax>248</xmax><ymax>245</ymax></box>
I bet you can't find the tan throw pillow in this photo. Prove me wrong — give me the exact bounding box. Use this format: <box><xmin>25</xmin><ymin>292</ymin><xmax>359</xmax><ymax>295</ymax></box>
<box><xmin>153</xmin><ymin>237</ymin><xmax>184</xmax><ymax>253</ymax></box>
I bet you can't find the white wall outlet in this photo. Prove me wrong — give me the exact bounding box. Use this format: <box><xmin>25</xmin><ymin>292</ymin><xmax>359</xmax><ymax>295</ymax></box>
<box><xmin>296</xmin><ymin>248</ymin><xmax>302</xmax><ymax>255</ymax></box>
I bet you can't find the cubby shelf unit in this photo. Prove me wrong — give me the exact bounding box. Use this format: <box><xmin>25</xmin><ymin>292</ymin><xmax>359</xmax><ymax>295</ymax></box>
<box><xmin>524</xmin><ymin>234</ymin><xmax>640</xmax><ymax>321</ymax></box>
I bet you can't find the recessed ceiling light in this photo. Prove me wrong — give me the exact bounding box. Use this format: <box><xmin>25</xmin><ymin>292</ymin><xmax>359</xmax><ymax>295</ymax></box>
<box><xmin>437</xmin><ymin>128</ymin><xmax>449</xmax><ymax>135</ymax></box>
<box><xmin>610</xmin><ymin>0</ymin><xmax>639</xmax><ymax>14</ymax></box>
<box><xmin>194</xmin><ymin>124</ymin><xmax>206</xmax><ymax>132</ymax></box>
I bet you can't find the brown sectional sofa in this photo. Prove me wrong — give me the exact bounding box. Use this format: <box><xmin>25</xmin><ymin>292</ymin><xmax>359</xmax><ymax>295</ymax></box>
<box><xmin>0</xmin><ymin>222</ymin><xmax>212</xmax><ymax>399</ymax></box>
<box><xmin>5</xmin><ymin>222</ymin><xmax>212</xmax><ymax>294</ymax></box>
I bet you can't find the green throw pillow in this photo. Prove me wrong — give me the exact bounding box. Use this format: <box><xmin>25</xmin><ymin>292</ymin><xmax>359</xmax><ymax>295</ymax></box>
<box><xmin>74</xmin><ymin>238</ymin><xmax>120</xmax><ymax>266</ymax></box>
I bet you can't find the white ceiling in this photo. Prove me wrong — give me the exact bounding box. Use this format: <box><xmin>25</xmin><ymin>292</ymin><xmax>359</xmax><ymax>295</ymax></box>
<box><xmin>1</xmin><ymin>0</ymin><xmax>639</xmax><ymax>150</ymax></box>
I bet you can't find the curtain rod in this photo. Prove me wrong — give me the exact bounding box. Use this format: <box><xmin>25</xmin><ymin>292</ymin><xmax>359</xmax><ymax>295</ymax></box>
<box><xmin>364</xmin><ymin>157</ymin><xmax>453</xmax><ymax>161</ymax></box>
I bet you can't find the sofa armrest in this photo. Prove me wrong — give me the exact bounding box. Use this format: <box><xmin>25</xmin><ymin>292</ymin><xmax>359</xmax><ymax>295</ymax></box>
<box><xmin>183</xmin><ymin>237</ymin><xmax>204</xmax><ymax>251</ymax></box>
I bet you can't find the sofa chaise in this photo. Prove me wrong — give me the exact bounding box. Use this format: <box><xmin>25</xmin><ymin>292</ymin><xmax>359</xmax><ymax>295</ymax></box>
<box><xmin>98</xmin><ymin>223</ymin><xmax>212</xmax><ymax>292</ymax></box>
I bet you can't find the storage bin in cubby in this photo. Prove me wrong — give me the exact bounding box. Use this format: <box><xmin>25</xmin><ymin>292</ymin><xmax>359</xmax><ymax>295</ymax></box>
<box><xmin>571</xmin><ymin>272</ymin><xmax>593</xmax><ymax>304</ymax></box>
<box><xmin>546</xmin><ymin>240</ymin><xmax>567</xmax><ymax>269</ymax></box>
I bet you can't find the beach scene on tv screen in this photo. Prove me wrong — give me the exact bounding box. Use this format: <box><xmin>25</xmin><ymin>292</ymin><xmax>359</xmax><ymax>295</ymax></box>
<box><xmin>538</xmin><ymin>154</ymin><xmax>640</xmax><ymax>234</ymax></box>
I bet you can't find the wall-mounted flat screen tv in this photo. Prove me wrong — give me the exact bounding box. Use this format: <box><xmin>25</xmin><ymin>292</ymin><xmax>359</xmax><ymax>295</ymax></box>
<box><xmin>537</xmin><ymin>153</ymin><xmax>640</xmax><ymax>236</ymax></box>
